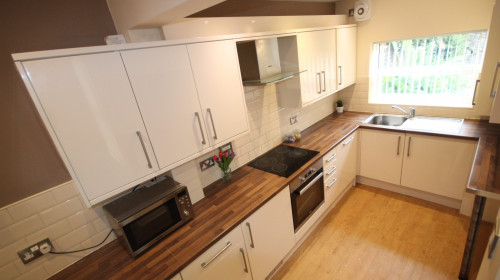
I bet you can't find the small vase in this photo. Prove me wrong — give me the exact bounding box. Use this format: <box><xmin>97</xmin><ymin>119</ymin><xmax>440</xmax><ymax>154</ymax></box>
<box><xmin>337</xmin><ymin>106</ymin><xmax>344</xmax><ymax>113</ymax></box>
<box><xmin>221</xmin><ymin>168</ymin><xmax>232</xmax><ymax>182</ymax></box>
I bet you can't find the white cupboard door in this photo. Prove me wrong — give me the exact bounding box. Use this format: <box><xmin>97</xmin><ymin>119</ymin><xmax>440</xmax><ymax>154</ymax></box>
<box><xmin>337</xmin><ymin>132</ymin><xmax>357</xmax><ymax>193</ymax></box>
<box><xmin>121</xmin><ymin>45</ymin><xmax>210</xmax><ymax>169</ymax></box>
<box><xmin>336</xmin><ymin>26</ymin><xmax>356</xmax><ymax>89</ymax></box>
<box><xmin>242</xmin><ymin>187</ymin><xmax>295</xmax><ymax>280</ymax></box>
<box><xmin>400</xmin><ymin>133</ymin><xmax>476</xmax><ymax>199</ymax></box>
<box><xmin>359</xmin><ymin>129</ymin><xmax>405</xmax><ymax>185</ymax></box>
<box><xmin>181</xmin><ymin>226</ymin><xmax>252</xmax><ymax>280</ymax></box>
<box><xmin>297</xmin><ymin>29</ymin><xmax>337</xmax><ymax>105</ymax></box>
<box><xmin>22</xmin><ymin>52</ymin><xmax>158</xmax><ymax>203</ymax></box>
<box><xmin>187</xmin><ymin>40</ymin><xmax>249</xmax><ymax>146</ymax></box>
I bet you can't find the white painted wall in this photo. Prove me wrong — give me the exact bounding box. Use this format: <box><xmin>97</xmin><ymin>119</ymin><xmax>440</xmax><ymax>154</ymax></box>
<box><xmin>106</xmin><ymin>0</ymin><xmax>226</xmax><ymax>40</ymax></box>
<box><xmin>161</xmin><ymin>15</ymin><xmax>348</xmax><ymax>40</ymax></box>
<box><xmin>335</xmin><ymin>0</ymin><xmax>496</xmax><ymax>119</ymax></box>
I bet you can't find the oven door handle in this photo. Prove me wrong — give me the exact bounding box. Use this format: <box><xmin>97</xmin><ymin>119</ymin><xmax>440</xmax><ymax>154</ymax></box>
<box><xmin>297</xmin><ymin>172</ymin><xmax>324</xmax><ymax>195</ymax></box>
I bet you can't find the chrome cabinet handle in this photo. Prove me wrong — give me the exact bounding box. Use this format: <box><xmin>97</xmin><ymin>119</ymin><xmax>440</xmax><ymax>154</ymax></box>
<box><xmin>322</xmin><ymin>71</ymin><xmax>326</xmax><ymax>92</ymax></box>
<box><xmin>207</xmin><ymin>108</ymin><xmax>218</xmax><ymax>140</ymax></box>
<box><xmin>338</xmin><ymin>66</ymin><xmax>343</xmax><ymax>85</ymax></box>
<box><xmin>317</xmin><ymin>73</ymin><xmax>321</xmax><ymax>93</ymax></box>
<box><xmin>246</xmin><ymin>222</ymin><xmax>255</xmax><ymax>248</ymax></box>
<box><xmin>201</xmin><ymin>241</ymin><xmax>232</xmax><ymax>268</ymax></box>
<box><xmin>136</xmin><ymin>131</ymin><xmax>152</xmax><ymax>168</ymax></box>
<box><xmin>407</xmin><ymin>137</ymin><xmax>412</xmax><ymax>157</ymax></box>
<box><xmin>490</xmin><ymin>62</ymin><xmax>500</xmax><ymax>98</ymax></box>
<box><xmin>397</xmin><ymin>136</ymin><xmax>401</xmax><ymax>156</ymax></box>
<box><xmin>343</xmin><ymin>136</ymin><xmax>355</xmax><ymax>146</ymax></box>
<box><xmin>328</xmin><ymin>178</ymin><xmax>337</xmax><ymax>188</ymax></box>
<box><xmin>240</xmin><ymin>248</ymin><xmax>249</xmax><ymax>273</ymax></box>
<box><xmin>327</xmin><ymin>166</ymin><xmax>337</xmax><ymax>175</ymax></box>
<box><xmin>472</xmin><ymin>79</ymin><xmax>480</xmax><ymax>105</ymax></box>
<box><xmin>489</xmin><ymin>236</ymin><xmax>499</xmax><ymax>259</ymax></box>
<box><xmin>194</xmin><ymin>112</ymin><xmax>206</xmax><ymax>145</ymax></box>
<box><xmin>327</xmin><ymin>153</ymin><xmax>336</xmax><ymax>162</ymax></box>
<box><xmin>298</xmin><ymin>172</ymin><xmax>324</xmax><ymax>195</ymax></box>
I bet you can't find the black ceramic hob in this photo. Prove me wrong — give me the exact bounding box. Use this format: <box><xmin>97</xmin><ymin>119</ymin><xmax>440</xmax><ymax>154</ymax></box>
<box><xmin>248</xmin><ymin>145</ymin><xmax>319</xmax><ymax>177</ymax></box>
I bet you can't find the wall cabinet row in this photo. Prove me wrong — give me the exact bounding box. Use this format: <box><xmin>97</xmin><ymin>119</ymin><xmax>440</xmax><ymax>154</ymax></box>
<box><xmin>278</xmin><ymin>26</ymin><xmax>356</xmax><ymax>108</ymax></box>
<box><xmin>359</xmin><ymin>129</ymin><xmax>477</xmax><ymax>200</ymax></box>
<box><xmin>20</xmin><ymin>40</ymin><xmax>249</xmax><ymax>205</ymax></box>
<box><xmin>181</xmin><ymin>187</ymin><xmax>295</xmax><ymax>280</ymax></box>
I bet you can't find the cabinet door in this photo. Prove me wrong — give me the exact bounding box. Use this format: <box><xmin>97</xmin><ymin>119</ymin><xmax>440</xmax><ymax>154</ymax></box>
<box><xmin>181</xmin><ymin>226</ymin><xmax>252</xmax><ymax>280</ymax></box>
<box><xmin>297</xmin><ymin>29</ymin><xmax>337</xmax><ymax>105</ymax></box>
<box><xmin>359</xmin><ymin>129</ymin><xmax>405</xmax><ymax>185</ymax></box>
<box><xmin>336</xmin><ymin>26</ymin><xmax>356</xmax><ymax>89</ymax></box>
<box><xmin>400</xmin><ymin>133</ymin><xmax>476</xmax><ymax>199</ymax></box>
<box><xmin>323</xmin><ymin>145</ymin><xmax>341</xmax><ymax>207</ymax></box>
<box><xmin>337</xmin><ymin>132</ymin><xmax>357</xmax><ymax>193</ymax></box>
<box><xmin>121</xmin><ymin>45</ymin><xmax>210</xmax><ymax>170</ymax></box>
<box><xmin>187</xmin><ymin>40</ymin><xmax>249</xmax><ymax>146</ymax></box>
<box><xmin>242</xmin><ymin>187</ymin><xmax>295</xmax><ymax>280</ymax></box>
<box><xmin>22</xmin><ymin>53</ymin><xmax>158</xmax><ymax>203</ymax></box>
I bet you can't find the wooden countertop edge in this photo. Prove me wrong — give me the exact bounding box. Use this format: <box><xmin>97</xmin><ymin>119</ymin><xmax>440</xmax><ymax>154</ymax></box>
<box><xmin>49</xmin><ymin>112</ymin><xmax>500</xmax><ymax>280</ymax></box>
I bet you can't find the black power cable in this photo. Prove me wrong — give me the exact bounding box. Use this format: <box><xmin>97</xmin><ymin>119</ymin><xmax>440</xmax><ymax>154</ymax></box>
<box><xmin>49</xmin><ymin>229</ymin><xmax>114</xmax><ymax>255</ymax></box>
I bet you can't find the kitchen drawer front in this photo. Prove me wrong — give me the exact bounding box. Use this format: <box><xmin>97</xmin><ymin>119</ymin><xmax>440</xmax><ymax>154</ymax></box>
<box><xmin>323</xmin><ymin>146</ymin><xmax>340</xmax><ymax>172</ymax></box>
<box><xmin>181</xmin><ymin>226</ymin><xmax>251</xmax><ymax>280</ymax></box>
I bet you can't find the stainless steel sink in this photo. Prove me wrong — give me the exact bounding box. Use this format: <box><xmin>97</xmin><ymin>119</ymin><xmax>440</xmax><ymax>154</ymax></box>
<box><xmin>362</xmin><ymin>114</ymin><xmax>464</xmax><ymax>134</ymax></box>
<box><xmin>363</xmin><ymin>114</ymin><xmax>408</xmax><ymax>126</ymax></box>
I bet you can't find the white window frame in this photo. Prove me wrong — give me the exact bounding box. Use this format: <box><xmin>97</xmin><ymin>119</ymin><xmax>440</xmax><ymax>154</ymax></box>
<box><xmin>369</xmin><ymin>30</ymin><xmax>488</xmax><ymax>108</ymax></box>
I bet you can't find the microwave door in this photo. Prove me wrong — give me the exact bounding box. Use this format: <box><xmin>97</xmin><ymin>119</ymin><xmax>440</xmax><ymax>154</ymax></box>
<box><xmin>123</xmin><ymin>197</ymin><xmax>182</xmax><ymax>252</ymax></box>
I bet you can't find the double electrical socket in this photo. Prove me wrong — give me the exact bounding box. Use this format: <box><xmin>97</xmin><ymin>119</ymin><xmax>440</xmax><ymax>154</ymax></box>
<box><xmin>17</xmin><ymin>238</ymin><xmax>53</xmax><ymax>264</ymax></box>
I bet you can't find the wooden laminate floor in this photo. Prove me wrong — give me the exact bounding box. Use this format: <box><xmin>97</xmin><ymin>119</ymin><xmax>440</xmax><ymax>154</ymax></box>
<box><xmin>273</xmin><ymin>184</ymin><xmax>492</xmax><ymax>280</ymax></box>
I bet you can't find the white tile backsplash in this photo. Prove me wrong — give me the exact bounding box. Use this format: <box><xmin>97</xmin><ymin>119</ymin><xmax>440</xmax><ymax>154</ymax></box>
<box><xmin>7</xmin><ymin>192</ymin><xmax>57</xmax><ymax>222</ymax></box>
<box><xmin>0</xmin><ymin>182</ymin><xmax>114</xmax><ymax>279</ymax></box>
<box><xmin>0</xmin><ymin>262</ymin><xmax>20</xmax><ymax>280</ymax></box>
<box><xmin>39</xmin><ymin>196</ymin><xmax>83</xmax><ymax>226</ymax></box>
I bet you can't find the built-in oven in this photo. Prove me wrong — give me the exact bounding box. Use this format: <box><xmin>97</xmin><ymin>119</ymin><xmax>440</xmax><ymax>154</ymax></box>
<box><xmin>289</xmin><ymin>158</ymin><xmax>324</xmax><ymax>232</ymax></box>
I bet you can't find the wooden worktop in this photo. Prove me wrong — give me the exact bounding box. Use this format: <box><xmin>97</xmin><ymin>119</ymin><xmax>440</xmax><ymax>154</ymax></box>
<box><xmin>49</xmin><ymin>112</ymin><xmax>500</xmax><ymax>280</ymax></box>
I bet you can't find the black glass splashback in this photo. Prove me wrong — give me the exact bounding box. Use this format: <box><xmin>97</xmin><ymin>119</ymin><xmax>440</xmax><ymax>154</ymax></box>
<box><xmin>248</xmin><ymin>145</ymin><xmax>319</xmax><ymax>177</ymax></box>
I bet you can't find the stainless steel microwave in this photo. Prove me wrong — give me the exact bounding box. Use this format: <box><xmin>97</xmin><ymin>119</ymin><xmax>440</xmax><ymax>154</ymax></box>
<box><xmin>103</xmin><ymin>176</ymin><xmax>194</xmax><ymax>256</ymax></box>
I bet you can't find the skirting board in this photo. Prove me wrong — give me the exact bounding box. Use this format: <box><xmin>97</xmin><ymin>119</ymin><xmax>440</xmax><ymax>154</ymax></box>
<box><xmin>357</xmin><ymin>176</ymin><xmax>462</xmax><ymax>210</ymax></box>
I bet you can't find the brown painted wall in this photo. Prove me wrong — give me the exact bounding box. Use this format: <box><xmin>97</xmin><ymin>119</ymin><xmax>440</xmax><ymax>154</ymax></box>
<box><xmin>0</xmin><ymin>0</ymin><xmax>116</xmax><ymax>207</ymax></box>
<box><xmin>189</xmin><ymin>0</ymin><xmax>336</xmax><ymax>17</ymax></box>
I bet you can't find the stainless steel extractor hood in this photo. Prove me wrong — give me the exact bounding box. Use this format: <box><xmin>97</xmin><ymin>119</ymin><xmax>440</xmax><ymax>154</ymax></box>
<box><xmin>236</xmin><ymin>37</ymin><xmax>303</xmax><ymax>86</ymax></box>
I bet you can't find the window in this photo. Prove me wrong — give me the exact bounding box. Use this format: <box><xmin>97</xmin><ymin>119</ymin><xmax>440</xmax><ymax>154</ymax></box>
<box><xmin>369</xmin><ymin>31</ymin><xmax>488</xmax><ymax>108</ymax></box>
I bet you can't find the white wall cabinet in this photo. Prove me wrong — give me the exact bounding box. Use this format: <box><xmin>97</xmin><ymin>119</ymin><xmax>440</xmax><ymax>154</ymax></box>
<box><xmin>181</xmin><ymin>226</ymin><xmax>252</xmax><ymax>280</ymax></box>
<box><xmin>121</xmin><ymin>45</ymin><xmax>211</xmax><ymax>170</ymax></box>
<box><xmin>400</xmin><ymin>133</ymin><xmax>477</xmax><ymax>199</ymax></box>
<box><xmin>296</xmin><ymin>29</ymin><xmax>337</xmax><ymax>105</ymax></box>
<box><xmin>187</xmin><ymin>40</ymin><xmax>249</xmax><ymax>146</ymax></box>
<box><xmin>241</xmin><ymin>186</ymin><xmax>295</xmax><ymax>280</ymax></box>
<box><xmin>359</xmin><ymin>129</ymin><xmax>476</xmax><ymax>200</ymax></box>
<box><xmin>19</xmin><ymin>40</ymin><xmax>250</xmax><ymax>206</ymax></box>
<box><xmin>336</xmin><ymin>26</ymin><xmax>357</xmax><ymax>89</ymax></box>
<box><xmin>22</xmin><ymin>52</ymin><xmax>159</xmax><ymax>203</ymax></box>
<box><xmin>359</xmin><ymin>129</ymin><xmax>405</xmax><ymax>185</ymax></box>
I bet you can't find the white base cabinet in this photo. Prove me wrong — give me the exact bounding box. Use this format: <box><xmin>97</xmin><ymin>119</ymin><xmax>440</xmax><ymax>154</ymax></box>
<box><xmin>181</xmin><ymin>187</ymin><xmax>295</xmax><ymax>280</ymax></box>
<box><xmin>359</xmin><ymin>129</ymin><xmax>405</xmax><ymax>185</ymax></box>
<box><xmin>359</xmin><ymin>129</ymin><xmax>477</xmax><ymax>200</ymax></box>
<box><xmin>400</xmin><ymin>133</ymin><xmax>477</xmax><ymax>200</ymax></box>
<box><xmin>181</xmin><ymin>226</ymin><xmax>252</xmax><ymax>280</ymax></box>
<box><xmin>323</xmin><ymin>132</ymin><xmax>358</xmax><ymax>208</ymax></box>
<box><xmin>241</xmin><ymin>187</ymin><xmax>295</xmax><ymax>280</ymax></box>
